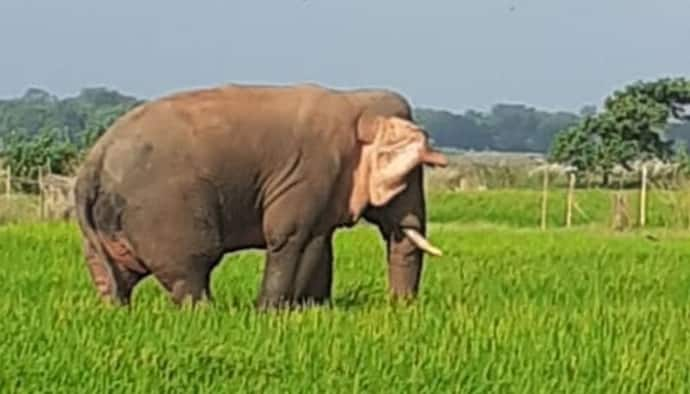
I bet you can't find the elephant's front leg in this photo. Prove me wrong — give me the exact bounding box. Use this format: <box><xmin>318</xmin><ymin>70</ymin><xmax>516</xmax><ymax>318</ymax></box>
<box><xmin>255</xmin><ymin>231</ymin><xmax>333</xmax><ymax>310</ymax></box>
<box><xmin>256</xmin><ymin>228</ymin><xmax>304</xmax><ymax>310</ymax></box>
<box><xmin>293</xmin><ymin>233</ymin><xmax>334</xmax><ymax>306</ymax></box>
<box><xmin>256</xmin><ymin>180</ymin><xmax>336</xmax><ymax>311</ymax></box>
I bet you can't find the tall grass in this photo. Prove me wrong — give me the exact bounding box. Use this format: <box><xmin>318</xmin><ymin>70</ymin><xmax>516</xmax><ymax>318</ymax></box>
<box><xmin>1</xmin><ymin>219</ymin><xmax>689</xmax><ymax>392</ymax></box>
<box><xmin>0</xmin><ymin>195</ymin><xmax>43</xmax><ymax>226</ymax></box>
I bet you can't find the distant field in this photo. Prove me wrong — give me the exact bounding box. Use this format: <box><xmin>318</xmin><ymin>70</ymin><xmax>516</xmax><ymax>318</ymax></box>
<box><xmin>427</xmin><ymin>188</ymin><xmax>690</xmax><ymax>229</ymax></box>
<box><xmin>4</xmin><ymin>186</ymin><xmax>690</xmax><ymax>230</ymax></box>
<box><xmin>1</xmin><ymin>208</ymin><xmax>690</xmax><ymax>391</ymax></box>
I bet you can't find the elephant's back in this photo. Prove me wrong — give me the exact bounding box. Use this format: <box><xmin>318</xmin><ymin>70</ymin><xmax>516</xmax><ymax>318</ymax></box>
<box><xmin>90</xmin><ymin>83</ymin><xmax>353</xmax><ymax>195</ymax></box>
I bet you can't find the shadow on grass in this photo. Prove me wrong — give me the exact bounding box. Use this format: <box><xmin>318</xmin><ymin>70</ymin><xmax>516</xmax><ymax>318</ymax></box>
<box><xmin>107</xmin><ymin>275</ymin><xmax>396</xmax><ymax>314</ymax></box>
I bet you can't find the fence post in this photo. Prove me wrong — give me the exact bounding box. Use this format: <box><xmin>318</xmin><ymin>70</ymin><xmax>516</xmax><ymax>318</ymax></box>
<box><xmin>38</xmin><ymin>167</ymin><xmax>45</xmax><ymax>220</ymax></box>
<box><xmin>639</xmin><ymin>164</ymin><xmax>647</xmax><ymax>227</ymax></box>
<box><xmin>566</xmin><ymin>172</ymin><xmax>575</xmax><ymax>228</ymax></box>
<box><xmin>541</xmin><ymin>168</ymin><xmax>549</xmax><ymax>230</ymax></box>
<box><xmin>4</xmin><ymin>166</ymin><xmax>10</xmax><ymax>199</ymax></box>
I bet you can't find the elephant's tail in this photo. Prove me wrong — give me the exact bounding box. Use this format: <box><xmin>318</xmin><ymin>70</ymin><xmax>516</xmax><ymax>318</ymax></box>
<box><xmin>74</xmin><ymin>149</ymin><xmax>125</xmax><ymax>302</ymax></box>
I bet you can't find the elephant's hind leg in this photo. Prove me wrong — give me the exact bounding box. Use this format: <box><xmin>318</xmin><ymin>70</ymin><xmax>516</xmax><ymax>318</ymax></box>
<box><xmin>83</xmin><ymin>240</ymin><xmax>148</xmax><ymax>306</ymax></box>
<box><xmin>123</xmin><ymin>180</ymin><xmax>224</xmax><ymax>307</ymax></box>
<box><xmin>135</xmin><ymin>228</ymin><xmax>222</xmax><ymax>307</ymax></box>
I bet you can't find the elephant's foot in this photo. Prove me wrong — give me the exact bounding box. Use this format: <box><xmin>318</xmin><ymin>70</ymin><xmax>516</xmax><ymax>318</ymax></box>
<box><xmin>170</xmin><ymin>279</ymin><xmax>212</xmax><ymax>307</ymax></box>
<box><xmin>254</xmin><ymin>295</ymin><xmax>330</xmax><ymax>312</ymax></box>
<box><xmin>254</xmin><ymin>294</ymin><xmax>294</xmax><ymax>312</ymax></box>
<box><xmin>295</xmin><ymin>295</ymin><xmax>332</xmax><ymax>309</ymax></box>
<box><xmin>293</xmin><ymin>256</ymin><xmax>333</xmax><ymax>308</ymax></box>
<box><xmin>269</xmin><ymin>233</ymin><xmax>333</xmax><ymax>311</ymax></box>
<box><xmin>152</xmin><ymin>267</ymin><xmax>213</xmax><ymax>308</ymax></box>
<box><xmin>293</xmin><ymin>271</ymin><xmax>333</xmax><ymax>308</ymax></box>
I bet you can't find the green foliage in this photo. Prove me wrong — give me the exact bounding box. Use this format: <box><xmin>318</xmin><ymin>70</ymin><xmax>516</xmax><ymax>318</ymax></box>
<box><xmin>1</xmin><ymin>221</ymin><xmax>689</xmax><ymax>392</ymax></box>
<box><xmin>0</xmin><ymin>129</ymin><xmax>79</xmax><ymax>190</ymax></box>
<box><xmin>0</xmin><ymin>87</ymin><xmax>141</xmax><ymax>143</ymax></box>
<box><xmin>608</xmin><ymin>77</ymin><xmax>690</xmax><ymax>122</ymax></box>
<box><xmin>549</xmin><ymin>77</ymin><xmax>690</xmax><ymax>181</ymax></box>
<box><xmin>549</xmin><ymin>121</ymin><xmax>599</xmax><ymax>174</ymax></box>
<box><xmin>0</xmin><ymin>87</ymin><xmax>143</xmax><ymax>184</ymax></box>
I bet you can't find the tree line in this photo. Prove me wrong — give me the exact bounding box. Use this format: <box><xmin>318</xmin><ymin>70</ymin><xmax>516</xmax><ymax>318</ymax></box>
<box><xmin>1</xmin><ymin>79</ymin><xmax>689</xmax><ymax>184</ymax></box>
<box><xmin>0</xmin><ymin>87</ymin><xmax>142</xmax><ymax>181</ymax></box>
<box><xmin>414</xmin><ymin>105</ymin><xmax>582</xmax><ymax>153</ymax></box>
<box><xmin>415</xmin><ymin>91</ymin><xmax>690</xmax><ymax>155</ymax></box>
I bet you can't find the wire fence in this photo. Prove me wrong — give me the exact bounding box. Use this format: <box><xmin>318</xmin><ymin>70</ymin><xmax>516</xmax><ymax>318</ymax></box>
<box><xmin>1</xmin><ymin>165</ymin><xmax>75</xmax><ymax>220</ymax></box>
<box><xmin>1</xmin><ymin>160</ymin><xmax>688</xmax><ymax>229</ymax></box>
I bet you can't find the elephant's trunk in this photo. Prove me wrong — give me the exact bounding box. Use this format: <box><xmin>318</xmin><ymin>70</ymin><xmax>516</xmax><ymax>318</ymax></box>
<box><xmin>367</xmin><ymin>167</ymin><xmax>441</xmax><ymax>299</ymax></box>
<box><xmin>387</xmin><ymin>224</ymin><xmax>426</xmax><ymax>299</ymax></box>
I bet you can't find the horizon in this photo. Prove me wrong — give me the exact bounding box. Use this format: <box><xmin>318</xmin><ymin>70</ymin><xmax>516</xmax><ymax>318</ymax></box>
<box><xmin>1</xmin><ymin>1</ymin><xmax>688</xmax><ymax>114</ymax></box>
<box><xmin>5</xmin><ymin>83</ymin><xmax>597</xmax><ymax>116</ymax></box>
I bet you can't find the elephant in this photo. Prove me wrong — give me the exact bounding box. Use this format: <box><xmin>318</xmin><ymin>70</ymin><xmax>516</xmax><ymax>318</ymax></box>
<box><xmin>73</xmin><ymin>82</ymin><xmax>448</xmax><ymax>310</ymax></box>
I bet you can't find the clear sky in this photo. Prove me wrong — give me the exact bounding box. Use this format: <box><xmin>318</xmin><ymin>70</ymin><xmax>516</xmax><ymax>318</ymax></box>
<box><xmin>1</xmin><ymin>0</ymin><xmax>688</xmax><ymax>113</ymax></box>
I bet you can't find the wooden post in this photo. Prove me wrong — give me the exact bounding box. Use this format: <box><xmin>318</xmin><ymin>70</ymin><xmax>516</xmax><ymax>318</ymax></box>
<box><xmin>639</xmin><ymin>164</ymin><xmax>647</xmax><ymax>227</ymax></box>
<box><xmin>38</xmin><ymin>167</ymin><xmax>45</xmax><ymax>219</ymax></box>
<box><xmin>541</xmin><ymin>168</ymin><xmax>549</xmax><ymax>230</ymax></box>
<box><xmin>566</xmin><ymin>172</ymin><xmax>576</xmax><ymax>228</ymax></box>
<box><xmin>4</xmin><ymin>166</ymin><xmax>10</xmax><ymax>199</ymax></box>
<box><xmin>611</xmin><ymin>192</ymin><xmax>630</xmax><ymax>231</ymax></box>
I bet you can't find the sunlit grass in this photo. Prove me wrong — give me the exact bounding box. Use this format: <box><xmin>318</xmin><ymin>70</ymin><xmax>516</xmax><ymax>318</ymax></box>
<box><xmin>1</xmin><ymin>218</ymin><xmax>689</xmax><ymax>392</ymax></box>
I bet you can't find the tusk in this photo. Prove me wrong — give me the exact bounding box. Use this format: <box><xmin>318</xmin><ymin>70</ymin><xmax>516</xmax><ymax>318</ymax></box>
<box><xmin>403</xmin><ymin>228</ymin><xmax>443</xmax><ymax>257</ymax></box>
<box><xmin>421</xmin><ymin>149</ymin><xmax>449</xmax><ymax>168</ymax></box>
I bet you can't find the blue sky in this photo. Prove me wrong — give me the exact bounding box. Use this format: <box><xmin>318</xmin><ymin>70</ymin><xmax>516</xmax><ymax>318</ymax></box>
<box><xmin>1</xmin><ymin>0</ymin><xmax>688</xmax><ymax>113</ymax></box>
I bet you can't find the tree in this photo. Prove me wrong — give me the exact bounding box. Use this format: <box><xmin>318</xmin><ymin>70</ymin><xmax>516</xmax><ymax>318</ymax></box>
<box><xmin>609</xmin><ymin>77</ymin><xmax>690</xmax><ymax>122</ymax></box>
<box><xmin>548</xmin><ymin>77</ymin><xmax>690</xmax><ymax>185</ymax></box>
<box><xmin>549</xmin><ymin>121</ymin><xmax>597</xmax><ymax>176</ymax></box>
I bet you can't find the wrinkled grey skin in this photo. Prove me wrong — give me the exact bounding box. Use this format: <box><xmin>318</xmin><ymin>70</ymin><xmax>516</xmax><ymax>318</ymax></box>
<box><xmin>73</xmin><ymin>83</ymin><xmax>442</xmax><ymax>310</ymax></box>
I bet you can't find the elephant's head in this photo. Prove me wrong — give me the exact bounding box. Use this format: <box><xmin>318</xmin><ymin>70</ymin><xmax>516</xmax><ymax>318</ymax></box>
<box><xmin>349</xmin><ymin>94</ymin><xmax>448</xmax><ymax>300</ymax></box>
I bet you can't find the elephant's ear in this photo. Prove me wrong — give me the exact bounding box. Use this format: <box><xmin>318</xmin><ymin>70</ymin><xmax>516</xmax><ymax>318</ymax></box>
<box><xmin>355</xmin><ymin>114</ymin><xmax>384</xmax><ymax>144</ymax></box>
<box><xmin>356</xmin><ymin>114</ymin><xmax>448</xmax><ymax>206</ymax></box>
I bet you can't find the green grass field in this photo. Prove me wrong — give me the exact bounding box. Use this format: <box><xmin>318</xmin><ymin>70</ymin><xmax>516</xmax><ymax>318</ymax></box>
<box><xmin>427</xmin><ymin>188</ymin><xmax>690</xmax><ymax>229</ymax></box>
<box><xmin>2</xmin><ymin>192</ymin><xmax>690</xmax><ymax>392</ymax></box>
